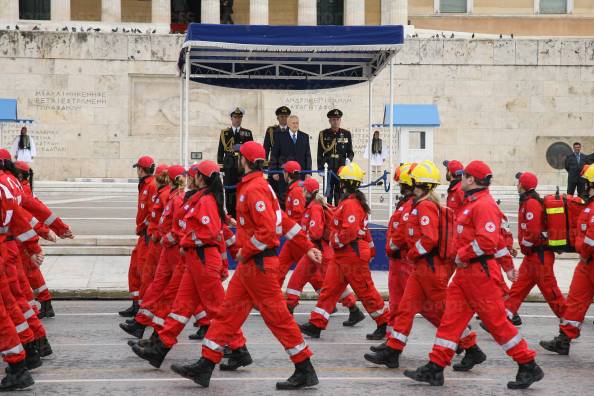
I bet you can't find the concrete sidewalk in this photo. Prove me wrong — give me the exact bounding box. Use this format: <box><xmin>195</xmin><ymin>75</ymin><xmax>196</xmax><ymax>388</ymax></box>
<box><xmin>41</xmin><ymin>255</ymin><xmax>580</xmax><ymax>301</ymax></box>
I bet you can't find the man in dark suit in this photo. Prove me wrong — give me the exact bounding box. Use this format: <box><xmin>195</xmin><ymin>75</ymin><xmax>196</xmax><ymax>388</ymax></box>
<box><xmin>217</xmin><ymin>107</ymin><xmax>253</xmax><ymax>217</ymax></box>
<box><xmin>565</xmin><ymin>142</ymin><xmax>588</xmax><ymax>196</ymax></box>
<box><xmin>270</xmin><ymin>115</ymin><xmax>312</xmax><ymax>208</ymax></box>
<box><xmin>264</xmin><ymin>106</ymin><xmax>291</xmax><ymax>198</ymax></box>
<box><xmin>317</xmin><ymin>109</ymin><xmax>354</xmax><ymax>205</ymax></box>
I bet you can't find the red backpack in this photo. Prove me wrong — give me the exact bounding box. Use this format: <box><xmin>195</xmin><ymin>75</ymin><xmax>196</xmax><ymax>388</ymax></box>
<box><xmin>543</xmin><ymin>191</ymin><xmax>585</xmax><ymax>252</ymax></box>
<box><xmin>437</xmin><ymin>205</ymin><xmax>457</xmax><ymax>260</ymax></box>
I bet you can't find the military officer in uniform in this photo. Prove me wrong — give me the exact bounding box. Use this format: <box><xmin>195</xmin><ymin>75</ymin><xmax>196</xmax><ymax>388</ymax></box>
<box><xmin>317</xmin><ymin>109</ymin><xmax>354</xmax><ymax>205</ymax></box>
<box><xmin>264</xmin><ymin>106</ymin><xmax>291</xmax><ymax>198</ymax></box>
<box><xmin>217</xmin><ymin>107</ymin><xmax>253</xmax><ymax>217</ymax></box>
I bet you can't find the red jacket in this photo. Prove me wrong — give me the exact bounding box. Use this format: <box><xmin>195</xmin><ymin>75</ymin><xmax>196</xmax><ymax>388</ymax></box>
<box><xmin>223</xmin><ymin>224</ymin><xmax>238</xmax><ymax>261</ymax></box>
<box><xmin>494</xmin><ymin>210</ymin><xmax>514</xmax><ymax>272</ymax></box>
<box><xmin>180</xmin><ymin>192</ymin><xmax>223</xmax><ymax>250</ymax></box>
<box><xmin>405</xmin><ymin>198</ymin><xmax>440</xmax><ymax>262</ymax></box>
<box><xmin>285</xmin><ymin>181</ymin><xmax>305</xmax><ymax>223</ymax></box>
<box><xmin>281</xmin><ymin>210</ymin><xmax>314</xmax><ymax>252</ymax></box>
<box><xmin>159</xmin><ymin>188</ymin><xmax>184</xmax><ymax>247</ymax></box>
<box><xmin>447</xmin><ymin>179</ymin><xmax>465</xmax><ymax>218</ymax></box>
<box><xmin>575</xmin><ymin>198</ymin><xmax>594</xmax><ymax>262</ymax></box>
<box><xmin>386</xmin><ymin>196</ymin><xmax>414</xmax><ymax>258</ymax></box>
<box><xmin>0</xmin><ymin>178</ymin><xmax>40</xmax><ymax>254</ymax></box>
<box><xmin>236</xmin><ymin>171</ymin><xmax>282</xmax><ymax>260</ymax></box>
<box><xmin>518</xmin><ymin>195</ymin><xmax>545</xmax><ymax>254</ymax></box>
<box><xmin>455</xmin><ymin>188</ymin><xmax>501</xmax><ymax>263</ymax></box>
<box><xmin>330</xmin><ymin>194</ymin><xmax>369</xmax><ymax>250</ymax></box>
<box><xmin>167</xmin><ymin>189</ymin><xmax>203</xmax><ymax>247</ymax></box>
<box><xmin>136</xmin><ymin>175</ymin><xmax>157</xmax><ymax>235</ymax></box>
<box><xmin>148</xmin><ymin>185</ymin><xmax>171</xmax><ymax>239</ymax></box>
<box><xmin>302</xmin><ymin>200</ymin><xmax>326</xmax><ymax>242</ymax></box>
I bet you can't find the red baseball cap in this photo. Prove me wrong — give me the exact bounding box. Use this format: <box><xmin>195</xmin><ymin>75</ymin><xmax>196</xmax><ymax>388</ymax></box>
<box><xmin>515</xmin><ymin>171</ymin><xmax>538</xmax><ymax>191</ymax></box>
<box><xmin>283</xmin><ymin>161</ymin><xmax>302</xmax><ymax>174</ymax></box>
<box><xmin>155</xmin><ymin>164</ymin><xmax>169</xmax><ymax>175</ymax></box>
<box><xmin>133</xmin><ymin>155</ymin><xmax>154</xmax><ymax>168</ymax></box>
<box><xmin>443</xmin><ymin>160</ymin><xmax>464</xmax><ymax>177</ymax></box>
<box><xmin>303</xmin><ymin>178</ymin><xmax>320</xmax><ymax>193</ymax></box>
<box><xmin>0</xmin><ymin>148</ymin><xmax>11</xmax><ymax>160</ymax></box>
<box><xmin>464</xmin><ymin>160</ymin><xmax>492</xmax><ymax>180</ymax></box>
<box><xmin>239</xmin><ymin>141</ymin><xmax>266</xmax><ymax>162</ymax></box>
<box><xmin>197</xmin><ymin>160</ymin><xmax>220</xmax><ymax>178</ymax></box>
<box><xmin>187</xmin><ymin>163</ymin><xmax>200</xmax><ymax>178</ymax></box>
<box><xmin>167</xmin><ymin>165</ymin><xmax>185</xmax><ymax>180</ymax></box>
<box><xmin>14</xmin><ymin>161</ymin><xmax>30</xmax><ymax>172</ymax></box>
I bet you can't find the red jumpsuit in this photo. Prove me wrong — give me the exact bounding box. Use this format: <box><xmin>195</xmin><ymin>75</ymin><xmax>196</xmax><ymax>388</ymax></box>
<box><xmin>308</xmin><ymin>195</ymin><xmax>389</xmax><ymax>330</ymax></box>
<box><xmin>505</xmin><ymin>196</ymin><xmax>566</xmax><ymax>319</ymax></box>
<box><xmin>557</xmin><ymin>198</ymin><xmax>594</xmax><ymax>339</ymax></box>
<box><xmin>129</xmin><ymin>175</ymin><xmax>157</xmax><ymax>301</ymax></box>
<box><xmin>494</xmin><ymin>212</ymin><xmax>514</xmax><ymax>299</ymax></box>
<box><xmin>446</xmin><ymin>179</ymin><xmax>465</xmax><ymax>217</ymax></box>
<box><xmin>387</xmin><ymin>198</ymin><xmax>477</xmax><ymax>352</ymax></box>
<box><xmin>277</xmin><ymin>181</ymin><xmax>307</xmax><ymax>282</ymax></box>
<box><xmin>285</xmin><ymin>200</ymin><xmax>356</xmax><ymax>310</ymax></box>
<box><xmin>139</xmin><ymin>185</ymin><xmax>171</xmax><ymax>299</ymax></box>
<box><xmin>429</xmin><ymin>189</ymin><xmax>536</xmax><ymax>368</ymax></box>
<box><xmin>385</xmin><ymin>196</ymin><xmax>414</xmax><ymax>330</ymax></box>
<box><xmin>201</xmin><ymin>171</ymin><xmax>312</xmax><ymax>364</ymax></box>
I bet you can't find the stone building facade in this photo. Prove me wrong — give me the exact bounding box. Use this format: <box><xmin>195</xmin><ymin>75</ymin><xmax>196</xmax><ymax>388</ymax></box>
<box><xmin>0</xmin><ymin>30</ymin><xmax>592</xmax><ymax>185</ymax></box>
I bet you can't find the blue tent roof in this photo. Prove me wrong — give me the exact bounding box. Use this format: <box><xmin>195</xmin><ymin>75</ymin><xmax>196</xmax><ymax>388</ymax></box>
<box><xmin>0</xmin><ymin>99</ymin><xmax>33</xmax><ymax>123</ymax></box>
<box><xmin>382</xmin><ymin>104</ymin><xmax>440</xmax><ymax>127</ymax></box>
<box><xmin>178</xmin><ymin>24</ymin><xmax>404</xmax><ymax>90</ymax></box>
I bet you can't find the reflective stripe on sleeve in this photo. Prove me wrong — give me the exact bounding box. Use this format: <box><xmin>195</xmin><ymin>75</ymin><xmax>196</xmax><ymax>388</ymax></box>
<box><xmin>339</xmin><ymin>289</ymin><xmax>352</xmax><ymax>300</ymax></box>
<box><xmin>44</xmin><ymin>214</ymin><xmax>58</xmax><ymax>226</ymax></box>
<box><xmin>561</xmin><ymin>318</ymin><xmax>582</xmax><ymax>329</ymax></box>
<box><xmin>471</xmin><ymin>239</ymin><xmax>484</xmax><ymax>256</ymax></box>
<box><xmin>286</xmin><ymin>288</ymin><xmax>302</xmax><ymax>296</ymax></box>
<box><xmin>192</xmin><ymin>232</ymin><xmax>204</xmax><ymax>247</ymax></box>
<box><xmin>250</xmin><ymin>235</ymin><xmax>267</xmax><ymax>251</ymax></box>
<box><xmin>390</xmin><ymin>330</ymin><xmax>408</xmax><ymax>344</ymax></box>
<box><xmin>284</xmin><ymin>224</ymin><xmax>301</xmax><ymax>240</ymax></box>
<box><xmin>370</xmin><ymin>307</ymin><xmax>386</xmax><ymax>318</ymax></box>
<box><xmin>23</xmin><ymin>309</ymin><xmax>35</xmax><ymax>319</ymax></box>
<box><xmin>33</xmin><ymin>285</ymin><xmax>48</xmax><ymax>294</ymax></box>
<box><xmin>30</xmin><ymin>218</ymin><xmax>39</xmax><ymax>227</ymax></box>
<box><xmin>137</xmin><ymin>308</ymin><xmax>154</xmax><ymax>319</ymax></box>
<box><xmin>131</xmin><ymin>291</ymin><xmax>140</xmax><ymax>297</ymax></box>
<box><xmin>286</xmin><ymin>342</ymin><xmax>307</xmax><ymax>357</ymax></box>
<box><xmin>585</xmin><ymin>236</ymin><xmax>594</xmax><ymax>247</ymax></box>
<box><xmin>166</xmin><ymin>233</ymin><xmax>176</xmax><ymax>243</ymax></box>
<box><xmin>15</xmin><ymin>321</ymin><xmax>29</xmax><ymax>333</ymax></box>
<box><xmin>194</xmin><ymin>311</ymin><xmax>207</xmax><ymax>320</ymax></box>
<box><xmin>334</xmin><ymin>234</ymin><xmax>344</xmax><ymax>248</ymax></box>
<box><xmin>434</xmin><ymin>337</ymin><xmax>458</xmax><ymax>351</ymax></box>
<box><xmin>16</xmin><ymin>229</ymin><xmax>36</xmax><ymax>242</ymax></box>
<box><xmin>167</xmin><ymin>312</ymin><xmax>189</xmax><ymax>324</ymax></box>
<box><xmin>202</xmin><ymin>338</ymin><xmax>224</xmax><ymax>352</ymax></box>
<box><xmin>313</xmin><ymin>307</ymin><xmax>330</xmax><ymax>320</ymax></box>
<box><xmin>389</xmin><ymin>241</ymin><xmax>399</xmax><ymax>251</ymax></box>
<box><xmin>521</xmin><ymin>239</ymin><xmax>534</xmax><ymax>247</ymax></box>
<box><xmin>226</xmin><ymin>235</ymin><xmax>237</xmax><ymax>247</ymax></box>
<box><xmin>500</xmin><ymin>333</ymin><xmax>523</xmax><ymax>352</ymax></box>
<box><xmin>415</xmin><ymin>239</ymin><xmax>427</xmax><ymax>255</ymax></box>
<box><xmin>357</xmin><ymin>229</ymin><xmax>366</xmax><ymax>236</ymax></box>
<box><xmin>461</xmin><ymin>326</ymin><xmax>471</xmax><ymax>338</ymax></box>
<box><xmin>152</xmin><ymin>316</ymin><xmax>165</xmax><ymax>326</ymax></box>
<box><xmin>1</xmin><ymin>343</ymin><xmax>24</xmax><ymax>357</ymax></box>
<box><xmin>4</xmin><ymin>210</ymin><xmax>13</xmax><ymax>226</ymax></box>
<box><xmin>494</xmin><ymin>247</ymin><xmax>509</xmax><ymax>258</ymax></box>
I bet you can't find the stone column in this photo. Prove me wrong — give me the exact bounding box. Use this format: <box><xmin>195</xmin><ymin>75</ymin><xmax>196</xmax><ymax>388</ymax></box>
<box><xmin>152</xmin><ymin>0</ymin><xmax>171</xmax><ymax>24</ymax></box>
<box><xmin>344</xmin><ymin>0</ymin><xmax>365</xmax><ymax>25</ymax></box>
<box><xmin>381</xmin><ymin>0</ymin><xmax>407</xmax><ymax>25</ymax></box>
<box><xmin>102</xmin><ymin>0</ymin><xmax>121</xmax><ymax>22</ymax></box>
<box><xmin>298</xmin><ymin>0</ymin><xmax>316</xmax><ymax>26</ymax></box>
<box><xmin>51</xmin><ymin>0</ymin><xmax>71</xmax><ymax>21</ymax></box>
<box><xmin>201</xmin><ymin>0</ymin><xmax>220</xmax><ymax>24</ymax></box>
<box><xmin>250</xmin><ymin>0</ymin><xmax>269</xmax><ymax>25</ymax></box>
<box><xmin>0</xmin><ymin>0</ymin><xmax>19</xmax><ymax>21</ymax></box>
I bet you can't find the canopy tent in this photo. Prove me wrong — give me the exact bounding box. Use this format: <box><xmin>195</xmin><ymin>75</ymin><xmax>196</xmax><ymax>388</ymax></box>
<box><xmin>178</xmin><ymin>23</ymin><xmax>404</xmax><ymax>216</ymax></box>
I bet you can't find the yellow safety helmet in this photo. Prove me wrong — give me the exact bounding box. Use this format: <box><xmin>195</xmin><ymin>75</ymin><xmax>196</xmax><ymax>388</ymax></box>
<box><xmin>394</xmin><ymin>162</ymin><xmax>414</xmax><ymax>187</ymax></box>
<box><xmin>410</xmin><ymin>160</ymin><xmax>441</xmax><ymax>185</ymax></box>
<box><xmin>582</xmin><ymin>164</ymin><xmax>594</xmax><ymax>183</ymax></box>
<box><xmin>338</xmin><ymin>162</ymin><xmax>365</xmax><ymax>183</ymax></box>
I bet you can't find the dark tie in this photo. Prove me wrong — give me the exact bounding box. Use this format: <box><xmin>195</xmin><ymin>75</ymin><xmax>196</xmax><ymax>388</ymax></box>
<box><xmin>292</xmin><ymin>133</ymin><xmax>297</xmax><ymax>144</ymax></box>
<box><xmin>577</xmin><ymin>153</ymin><xmax>580</xmax><ymax>165</ymax></box>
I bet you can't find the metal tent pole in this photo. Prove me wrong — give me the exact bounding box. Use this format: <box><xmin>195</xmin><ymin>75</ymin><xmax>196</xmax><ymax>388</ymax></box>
<box><xmin>184</xmin><ymin>48</ymin><xmax>190</xmax><ymax>169</ymax></box>
<box><xmin>389</xmin><ymin>57</ymin><xmax>395</xmax><ymax>212</ymax></box>
<box><xmin>367</xmin><ymin>79</ymin><xmax>373</xmax><ymax>222</ymax></box>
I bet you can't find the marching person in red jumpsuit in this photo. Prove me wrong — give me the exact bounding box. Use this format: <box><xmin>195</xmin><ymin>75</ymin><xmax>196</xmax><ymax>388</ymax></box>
<box><xmin>504</xmin><ymin>172</ymin><xmax>566</xmax><ymax>323</ymax></box>
<box><xmin>300</xmin><ymin>162</ymin><xmax>389</xmax><ymax>341</ymax></box>
<box><xmin>284</xmin><ymin>177</ymin><xmax>360</xmax><ymax>320</ymax></box>
<box><xmin>540</xmin><ymin>164</ymin><xmax>594</xmax><ymax>355</ymax></box>
<box><xmin>119</xmin><ymin>156</ymin><xmax>157</xmax><ymax>317</ymax></box>
<box><xmin>404</xmin><ymin>160</ymin><xmax>543</xmax><ymax>390</ymax></box>
<box><xmin>443</xmin><ymin>160</ymin><xmax>465</xmax><ymax>217</ymax></box>
<box><xmin>132</xmin><ymin>161</ymin><xmax>247</xmax><ymax>371</ymax></box>
<box><xmin>364</xmin><ymin>160</ymin><xmax>483</xmax><ymax>371</ymax></box>
<box><xmin>169</xmin><ymin>142</ymin><xmax>318</xmax><ymax>390</ymax></box>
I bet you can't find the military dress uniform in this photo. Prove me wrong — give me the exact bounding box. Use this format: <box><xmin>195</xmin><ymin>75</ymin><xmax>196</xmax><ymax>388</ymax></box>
<box><xmin>217</xmin><ymin>108</ymin><xmax>253</xmax><ymax>218</ymax></box>
<box><xmin>317</xmin><ymin>109</ymin><xmax>354</xmax><ymax>206</ymax></box>
<box><xmin>263</xmin><ymin>106</ymin><xmax>291</xmax><ymax>199</ymax></box>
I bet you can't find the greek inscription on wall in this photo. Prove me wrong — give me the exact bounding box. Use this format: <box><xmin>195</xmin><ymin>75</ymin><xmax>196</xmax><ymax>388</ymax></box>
<box><xmin>28</xmin><ymin>90</ymin><xmax>107</xmax><ymax>112</ymax></box>
<box><xmin>281</xmin><ymin>96</ymin><xmax>353</xmax><ymax>112</ymax></box>
<box><xmin>1</xmin><ymin>126</ymin><xmax>66</xmax><ymax>155</ymax></box>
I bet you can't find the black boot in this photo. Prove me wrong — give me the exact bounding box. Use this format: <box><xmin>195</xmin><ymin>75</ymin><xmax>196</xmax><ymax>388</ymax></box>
<box><xmin>510</xmin><ymin>313</ymin><xmax>522</xmax><ymax>326</ymax></box>
<box><xmin>507</xmin><ymin>361</ymin><xmax>544</xmax><ymax>389</ymax></box>
<box><xmin>38</xmin><ymin>300</ymin><xmax>55</xmax><ymax>319</ymax></box>
<box><xmin>220</xmin><ymin>346</ymin><xmax>253</xmax><ymax>371</ymax></box>
<box><xmin>128</xmin><ymin>330</ymin><xmax>158</xmax><ymax>348</ymax></box>
<box><xmin>452</xmin><ymin>345</ymin><xmax>487</xmax><ymax>372</ymax></box>
<box><xmin>125</xmin><ymin>318</ymin><xmax>136</xmax><ymax>325</ymax></box>
<box><xmin>171</xmin><ymin>358</ymin><xmax>215</xmax><ymax>388</ymax></box>
<box><xmin>342</xmin><ymin>306</ymin><xmax>365</xmax><ymax>327</ymax></box>
<box><xmin>276</xmin><ymin>358</ymin><xmax>319</xmax><ymax>390</ymax></box>
<box><xmin>118</xmin><ymin>301</ymin><xmax>139</xmax><ymax>317</ymax></box>
<box><xmin>23</xmin><ymin>342</ymin><xmax>42</xmax><ymax>371</ymax></box>
<box><xmin>299</xmin><ymin>322</ymin><xmax>322</xmax><ymax>338</ymax></box>
<box><xmin>404</xmin><ymin>362</ymin><xmax>445</xmax><ymax>386</ymax></box>
<box><xmin>539</xmin><ymin>332</ymin><xmax>570</xmax><ymax>355</ymax></box>
<box><xmin>366</xmin><ymin>323</ymin><xmax>387</xmax><ymax>340</ymax></box>
<box><xmin>119</xmin><ymin>320</ymin><xmax>145</xmax><ymax>339</ymax></box>
<box><xmin>35</xmin><ymin>336</ymin><xmax>53</xmax><ymax>358</ymax></box>
<box><xmin>131</xmin><ymin>336</ymin><xmax>171</xmax><ymax>368</ymax></box>
<box><xmin>363</xmin><ymin>346</ymin><xmax>400</xmax><ymax>368</ymax></box>
<box><xmin>369</xmin><ymin>341</ymin><xmax>388</xmax><ymax>353</ymax></box>
<box><xmin>0</xmin><ymin>360</ymin><xmax>34</xmax><ymax>391</ymax></box>
<box><xmin>188</xmin><ymin>325</ymin><xmax>209</xmax><ymax>340</ymax></box>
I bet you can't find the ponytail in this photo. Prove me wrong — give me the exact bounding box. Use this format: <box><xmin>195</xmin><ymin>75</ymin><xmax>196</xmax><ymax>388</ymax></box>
<box><xmin>352</xmin><ymin>190</ymin><xmax>371</xmax><ymax>214</ymax></box>
<box><xmin>203</xmin><ymin>172</ymin><xmax>226</xmax><ymax>223</ymax></box>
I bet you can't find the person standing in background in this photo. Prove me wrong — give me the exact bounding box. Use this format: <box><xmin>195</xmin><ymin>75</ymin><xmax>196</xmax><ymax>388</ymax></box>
<box><xmin>564</xmin><ymin>142</ymin><xmax>588</xmax><ymax>196</ymax></box>
<box><xmin>11</xmin><ymin>127</ymin><xmax>36</xmax><ymax>164</ymax></box>
<box><xmin>364</xmin><ymin>130</ymin><xmax>386</xmax><ymax>179</ymax></box>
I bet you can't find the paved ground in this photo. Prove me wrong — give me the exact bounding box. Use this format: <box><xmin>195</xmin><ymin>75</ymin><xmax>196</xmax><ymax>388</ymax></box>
<box><xmin>3</xmin><ymin>301</ymin><xmax>594</xmax><ymax>395</ymax></box>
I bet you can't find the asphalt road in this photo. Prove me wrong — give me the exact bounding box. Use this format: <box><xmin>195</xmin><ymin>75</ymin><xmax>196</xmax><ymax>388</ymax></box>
<box><xmin>6</xmin><ymin>301</ymin><xmax>594</xmax><ymax>395</ymax></box>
